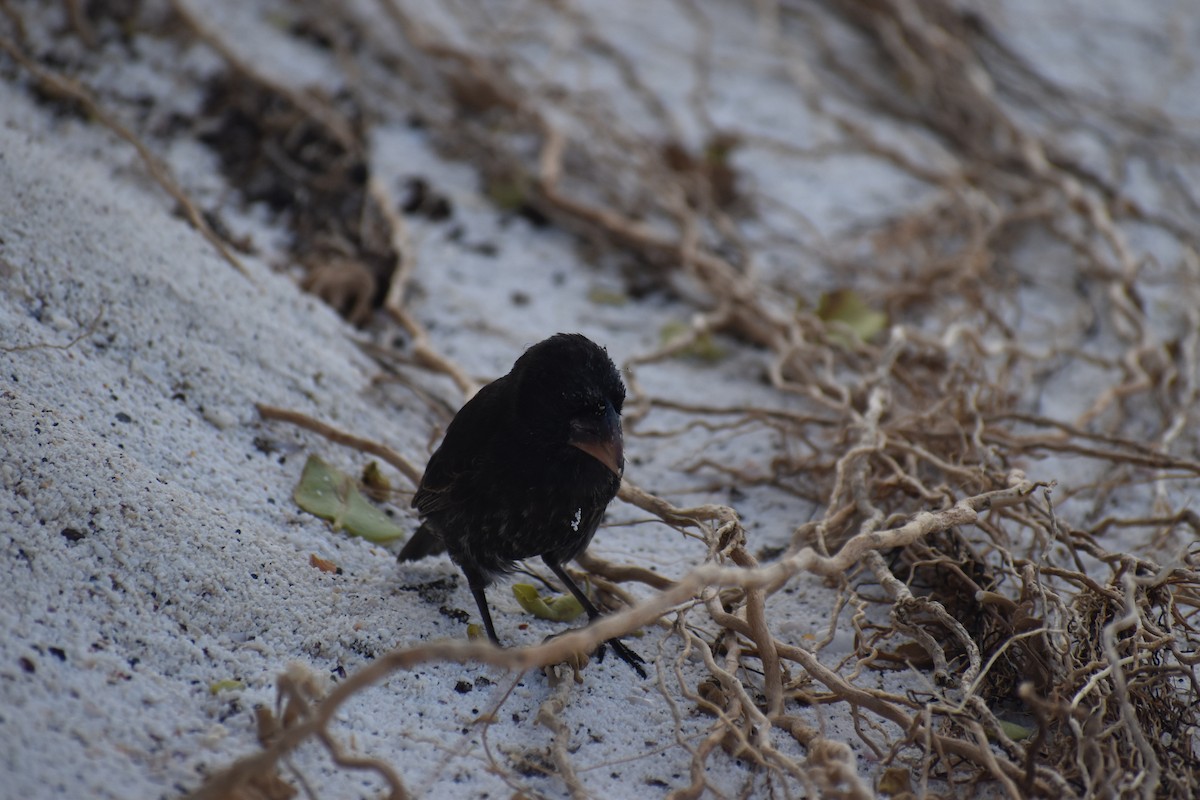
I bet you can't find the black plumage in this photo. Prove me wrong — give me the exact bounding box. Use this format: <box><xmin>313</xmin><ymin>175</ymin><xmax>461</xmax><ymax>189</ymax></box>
<box><xmin>399</xmin><ymin>333</ymin><xmax>646</xmax><ymax>677</ymax></box>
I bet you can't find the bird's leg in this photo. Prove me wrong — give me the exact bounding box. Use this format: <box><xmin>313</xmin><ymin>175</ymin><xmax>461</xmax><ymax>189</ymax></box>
<box><xmin>544</xmin><ymin>558</ymin><xmax>647</xmax><ymax>678</ymax></box>
<box><xmin>463</xmin><ymin>567</ymin><xmax>502</xmax><ymax>646</ymax></box>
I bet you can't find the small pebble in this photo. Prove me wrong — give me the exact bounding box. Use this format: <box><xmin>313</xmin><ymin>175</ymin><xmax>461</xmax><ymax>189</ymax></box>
<box><xmin>203</xmin><ymin>407</ymin><xmax>238</xmax><ymax>430</ymax></box>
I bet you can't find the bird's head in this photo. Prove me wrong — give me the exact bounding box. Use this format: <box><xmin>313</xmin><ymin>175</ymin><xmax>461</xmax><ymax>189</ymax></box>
<box><xmin>513</xmin><ymin>333</ymin><xmax>625</xmax><ymax>477</ymax></box>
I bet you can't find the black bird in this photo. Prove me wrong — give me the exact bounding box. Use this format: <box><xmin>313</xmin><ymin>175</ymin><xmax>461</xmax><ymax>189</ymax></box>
<box><xmin>399</xmin><ymin>333</ymin><xmax>646</xmax><ymax>677</ymax></box>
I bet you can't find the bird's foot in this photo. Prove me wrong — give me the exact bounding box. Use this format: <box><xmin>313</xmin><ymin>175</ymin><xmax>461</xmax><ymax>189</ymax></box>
<box><xmin>541</xmin><ymin>631</ymin><xmax>648</xmax><ymax>679</ymax></box>
<box><xmin>596</xmin><ymin>637</ymin><xmax>648</xmax><ymax>679</ymax></box>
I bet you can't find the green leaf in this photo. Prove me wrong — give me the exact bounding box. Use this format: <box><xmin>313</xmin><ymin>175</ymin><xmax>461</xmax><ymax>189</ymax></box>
<box><xmin>209</xmin><ymin>679</ymin><xmax>245</xmax><ymax>695</ymax></box>
<box><xmin>512</xmin><ymin>583</ymin><xmax>585</xmax><ymax>622</ymax></box>
<box><xmin>485</xmin><ymin>176</ymin><xmax>529</xmax><ymax>212</ymax></box>
<box><xmin>997</xmin><ymin>719</ymin><xmax>1035</xmax><ymax>741</ymax></box>
<box><xmin>659</xmin><ymin>319</ymin><xmax>688</xmax><ymax>342</ymax></box>
<box><xmin>294</xmin><ymin>455</ymin><xmax>406</xmax><ymax>543</ymax></box>
<box><xmin>659</xmin><ymin>320</ymin><xmax>726</xmax><ymax>363</ymax></box>
<box><xmin>815</xmin><ymin>289</ymin><xmax>888</xmax><ymax>344</ymax></box>
<box><xmin>587</xmin><ymin>287</ymin><xmax>628</xmax><ymax>306</ymax></box>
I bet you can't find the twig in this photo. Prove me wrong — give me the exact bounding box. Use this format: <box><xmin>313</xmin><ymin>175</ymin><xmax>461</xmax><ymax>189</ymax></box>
<box><xmin>256</xmin><ymin>403</ymin><xmax>423</xmax><ymax>486</ymax></box>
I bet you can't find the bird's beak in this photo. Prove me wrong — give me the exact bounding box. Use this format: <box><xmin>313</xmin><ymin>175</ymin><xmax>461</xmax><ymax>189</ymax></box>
<box><xmin>570</xmin><ymin>404</ymin><xmax>624</xmax><ymax>477</ymax></box>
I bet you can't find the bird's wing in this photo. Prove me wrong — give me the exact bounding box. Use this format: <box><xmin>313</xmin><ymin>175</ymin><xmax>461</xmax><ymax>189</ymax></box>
<box><xmin>412</xmin><ymin>376</ymin><xmax>512</xmax><ymax>517</ymax></box>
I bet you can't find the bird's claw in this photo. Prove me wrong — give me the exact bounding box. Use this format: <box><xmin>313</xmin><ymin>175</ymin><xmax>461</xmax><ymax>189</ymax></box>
<box><xmin>543</xmin><ymin>631</ymin><xmax>648</xmax><ymax>679</ymax></box>
<box><xmin>596</xmin><ymin>637</ymin><xmax>648</xmax><ymax>679</ymax></box>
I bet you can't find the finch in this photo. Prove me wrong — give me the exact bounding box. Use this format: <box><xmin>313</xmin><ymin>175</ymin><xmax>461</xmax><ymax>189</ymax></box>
<box><xmin>399</xmin><ymin>333</ymin><xmax>645</xmax><ymax>677</ymax></box>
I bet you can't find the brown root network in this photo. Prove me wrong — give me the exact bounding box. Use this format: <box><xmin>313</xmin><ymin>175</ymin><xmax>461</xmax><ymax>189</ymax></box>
<box><xmin>7</xmin><ymin>0</ymin><xmax>1200</xmax><ymax>797</ymax></box>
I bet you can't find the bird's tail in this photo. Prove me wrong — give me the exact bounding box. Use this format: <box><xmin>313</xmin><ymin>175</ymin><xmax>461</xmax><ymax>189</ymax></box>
<box><xmin>397</xmin><ymin>523</ymin><xmax>447</xmax><ymax>562</ymax></box>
